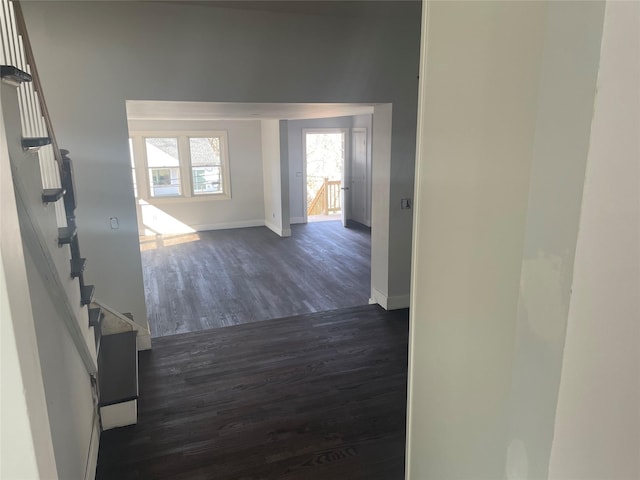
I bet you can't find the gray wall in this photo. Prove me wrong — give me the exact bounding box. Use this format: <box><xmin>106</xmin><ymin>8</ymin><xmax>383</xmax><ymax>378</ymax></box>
<box><xmin>21</xmin><ymin>1</ymin><xmax>421</xmax><ymax>322</ymax></box>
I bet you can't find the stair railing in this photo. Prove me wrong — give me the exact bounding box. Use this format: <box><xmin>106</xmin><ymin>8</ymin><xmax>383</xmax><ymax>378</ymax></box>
<box><xmin>0</xmin><ymin>0</ymin><xmax>98</xmax><ymax>376</ymax></box>
<box><xmin>307</xmin><ymin>177</ymin><xmax>342</xmax><ymax>216</ymax></box>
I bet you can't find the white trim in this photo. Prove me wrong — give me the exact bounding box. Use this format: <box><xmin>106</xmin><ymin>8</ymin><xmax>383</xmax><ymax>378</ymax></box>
<box><xmin>387</xmin><ymin>294</ymin><xmax>410</xmax><ymax>310</ymax></box>
<box><xmin>138</xmin><ymin>192</ymin><xmax>231</xmax><ymax>205</ymax></box>
<box><xmin>190</xmin><ymin>219</ymin><xmax>265</xmax><ymax>232</ymax></box>
<box><xmin>369</xmin><ymin>289</ymin><xmax>410</xmax><ymax>311</ymax></box>
<box><xmin>265</xmin><ymin>220</ymin><xmax>291</xmax><ymax>237</ymax></box>
<box><xmin>406</xmin><ymin>2</ymin><xmax>432</xmax><ymax>476</ymax></box>
<box><xmin>100</xmin><ymin>400</ymin><xmax>138</xmax><ymax>431</ymax></box>
<box><xmin>93</xmin><ymin>299</ymin><xmax>153</xmax><ymax>351</ymax></box>
<box><xmin>83</xmin><ymin>414</ymin><xmax>100</xmax><ymax>480</ymax></box>
<box><xmin>369</xmin><ymin>287</ymin><xmax>388</xmax><ymax>309</ymax></box>
<box><xmin>136</xmin><ymin>332</ymin><xmax>152</xmax><ymax>351</ymax></box>
<box><xmin>290</xmin><ymin>216</ymin><xmax>306</xmax><ymax>224</ymax></box>
<box><xmin>131</xmin><ymin>130</ymin><xmax>232</xmax><ymax>201</ymax></box>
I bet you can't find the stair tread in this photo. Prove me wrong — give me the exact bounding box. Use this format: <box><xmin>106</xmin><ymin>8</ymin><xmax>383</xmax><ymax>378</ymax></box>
<box><xmin>98</xmin><ymin>331</ymin><xmax>138</xmax><ymax>407</ymax></box>
<box><xmin>58</xmin><ymin>226</ymin><xmax>77</xmax><ymax>246</ymax></box>
<box><xmin>80</xmin><ymin>284</ymin><xmax>95</xmax><ymax>306</ymax></box>
<box><xmin>88</xmin><ymin>307</ymin><xmax>102</xmax><ymax>327</ymax></box>
<box><xmin>0</xmin><ymin>65</ymin><xmax>32</xmax><ymax>85</ymax></box>
<box><xmin>22</xmin><ymin>136</ymin><xmax>51</xmax><ymax>150</ymax></box>
<box><xmin>70</xmin><ymin>257</ymin><xmax>87</xmax><ymax>278</ymax></box>
<box><xmin>89</xmin><ymin>307</ymin><xmax>103</xmax><ymax>355</ymax></box>
<box><xmin>42</xmin><ymin>188</ymin><xmax>65</xmax><ymax>204</ymax></box>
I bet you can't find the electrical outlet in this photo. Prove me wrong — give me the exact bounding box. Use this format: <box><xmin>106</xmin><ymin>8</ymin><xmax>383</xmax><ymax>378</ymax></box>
<box><xmin>401</xmin><ymin>198</ymin><xmax>412</xmax><ymax>210</ymax></box>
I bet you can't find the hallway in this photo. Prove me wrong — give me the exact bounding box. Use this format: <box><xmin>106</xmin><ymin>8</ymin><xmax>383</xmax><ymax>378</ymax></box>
<box><xmin>96</xmin><ymin>305</ymin><xmax>408</xmax><ymax>480</ymax></box>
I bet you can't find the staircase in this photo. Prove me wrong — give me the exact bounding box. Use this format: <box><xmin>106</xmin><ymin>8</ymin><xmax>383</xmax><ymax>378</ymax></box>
<box><xmin>0</xmin><ymin>0</ymin><xmax>139</xmax><ymax>477</ymax></box>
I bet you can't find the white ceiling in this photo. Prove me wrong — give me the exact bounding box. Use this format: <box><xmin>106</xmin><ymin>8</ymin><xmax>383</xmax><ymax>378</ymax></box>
<box><xmin>126</xmin><ymin>100</ymin><xmax>375</xmax><ymax>121</ymax></box>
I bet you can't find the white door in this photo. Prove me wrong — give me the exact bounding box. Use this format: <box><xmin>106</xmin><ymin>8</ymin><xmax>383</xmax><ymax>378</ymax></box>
<box><xmin>350</xmin><ymin>128</ymin><xmax>367</xmax><ymax>225</ymax></box>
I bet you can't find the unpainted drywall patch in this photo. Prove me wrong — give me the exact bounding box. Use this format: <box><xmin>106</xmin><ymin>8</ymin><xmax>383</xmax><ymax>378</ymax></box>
<box><xmin>506</xmin><ymin>437</ymin><xmax>529</xmax><ymax>480</ymax></box>
<box><xmin>520</xmin><ymin>252</ymin><xmax>569</xmax><ymax>344</ymax></box>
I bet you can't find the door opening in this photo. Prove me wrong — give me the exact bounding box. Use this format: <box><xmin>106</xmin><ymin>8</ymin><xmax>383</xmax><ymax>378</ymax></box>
<box><xmin>303</xmin><ymin>129</ymin><xmax>348</xmax><ymax>225</ymax></box>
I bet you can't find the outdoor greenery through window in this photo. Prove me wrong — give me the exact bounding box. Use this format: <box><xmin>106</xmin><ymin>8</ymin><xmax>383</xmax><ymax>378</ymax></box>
<box><xmin>129</xmin><ymin>131</ymin><xmax>230</xmax><ymax>200</ymax></box>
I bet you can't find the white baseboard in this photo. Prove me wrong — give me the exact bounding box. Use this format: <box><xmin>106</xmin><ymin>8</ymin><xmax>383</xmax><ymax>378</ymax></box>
<box><xmin>369</xmin><ymin>289</ymin><xmax>410</xmax><ymax>310</ymax></box>
<box><xmin>290</xmin><ymin>216</ymin><xmax>306</xmax><ymax>224</ymax></box>
<box><xmin>101</xmin><ymin>400</ymin><xmax>138</xmax><ymax>431</ymax></box>
<box><xmin>370</xmin><ymin>288</ymin><xmax>388</xmax><ymax>309</ymax></box>
<box><xmin>192</xmin><ymin>219</ymin><xmax>265</xmax><ymax>232</ymax></box>
<box><xmin>387</xmin><ymin>293</ymin><xmax>410</xmax><ymax>310</ymax></box>
<box><xmin>137</xmin><ymin>331</ymin><xmax>152</xmax><ymax>351</ymax></box>
<box><xmin>265</xmin><ymin>221</ymin><xmax>291</xmax><ymax>237</ymax></box>
<box><xmin>84</xmin><ymin>413</ymin><xmax>100</xmax><ymax>480</ymax></box>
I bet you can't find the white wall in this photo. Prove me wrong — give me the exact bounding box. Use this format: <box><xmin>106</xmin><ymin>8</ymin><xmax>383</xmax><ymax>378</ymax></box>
<box><xmin>505</xmin><ymin>2</ymin><xmax>605</xmax><ymax>477</ymax></box>
<box><xmin>261</xmin><ymin>119</ymin><xmax>290</xmax><ymax>236</ymax></box>
<box><xmin>371</xmin><ymin>104</ymin><xmax>393</xmax><ymax>307</ymax></box>
<box><xmin>407</xmin><ymin>1</ymin><xmax>604</xmax><ymax>478</ymax></box>
<box><xmin>549</xmin><ymin>2</ymin><xmax>640</xmax><ymax>478</ymax></box>
<box><xmin>0</xmin><ymin>89</ymin><xmax>57</xmax><ymax>479</ymax></box>
<box><xmin>128</xmin><ymin>118</ymin><xmax>265</xmax><ymax>232</ymax></box>
<box><xmin>24</xmin><ymin>248</ymin><xmax>96</xmax><ymax>480</ymax></box>
<box><xmin>21</xmin><ymin>1</ymin><xmax>421</xmax><ymax>319</ymax></box>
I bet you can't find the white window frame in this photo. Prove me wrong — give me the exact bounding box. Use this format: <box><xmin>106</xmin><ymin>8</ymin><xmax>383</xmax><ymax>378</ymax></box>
<box><xmin>129</xmin><ymin>130</ymin><xmax>231</xmax><ymax>202</ymax></box>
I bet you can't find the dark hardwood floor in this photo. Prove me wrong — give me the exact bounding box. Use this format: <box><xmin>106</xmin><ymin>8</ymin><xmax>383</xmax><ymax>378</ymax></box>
<box><xmin>96</xmin><ymin>305</ymin><xmax>408</xmax><ymax>480</ymax></box>
<box><xmin>141</xmin><ymin>221</ymin><xmax>371</xmax><ymax>337</ymax></box>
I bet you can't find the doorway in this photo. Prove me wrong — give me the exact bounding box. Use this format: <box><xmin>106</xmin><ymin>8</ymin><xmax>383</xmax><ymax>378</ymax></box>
<box><xmin>303</xmin><ymin>129</ymin><xmax>348</xmax><ymax>225</ymax></box>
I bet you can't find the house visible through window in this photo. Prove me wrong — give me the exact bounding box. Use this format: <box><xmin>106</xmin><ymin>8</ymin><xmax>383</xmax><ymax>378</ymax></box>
<box><xmin>128</xmin><ymin>131</ymin><xmax>231</xmax><ymax>201</ymax></box>
<box><xmin>146</xmin><ymin>137</ymin><xmax>181</xmax><ymax>197</ymax></box>
<box><xmin>190</xmin><ymin>137</ymin><xmax>222</xmax><ymax>195</ymax></box>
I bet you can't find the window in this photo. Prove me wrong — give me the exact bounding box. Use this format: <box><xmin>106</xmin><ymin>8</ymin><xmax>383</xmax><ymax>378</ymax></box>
<box><xmin>190</xmin><ymin>137</ymin><xmax>223</xmax><ymax>195</ymax></box>
<box><xmin>145</xmin><ymin>137</ymin><xmax>181</xmax><ymax>197</ymax></box>
<box><xmin>129</xmin><ymin>131</ymin><xmax>231</xmax><ymax>201</ymax></box>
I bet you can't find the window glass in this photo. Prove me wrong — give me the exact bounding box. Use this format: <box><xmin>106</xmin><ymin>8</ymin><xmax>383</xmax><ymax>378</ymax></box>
<box><xmin>146</xmin><ymin>138</ymin><xmax>181</xmax><ymax>197</ymax></box>
<box><xmin>190</xmin><ymin>137</ymin><xmax>221</xmax><ymax>165</ymax></box>
<box><xmin>190</xmin><ymin>137</ymin><xmax>223</xmax><ymax>195</ymax></box>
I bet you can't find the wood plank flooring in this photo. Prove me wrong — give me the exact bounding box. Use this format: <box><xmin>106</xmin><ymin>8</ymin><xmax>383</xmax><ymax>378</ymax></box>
<box><xmin>96</xmin><ymin>305</ymin><xmax>408</xmax><ymax>480</ymax></box>
<box><xmin>141</xmin><ymin>221</ymin><xmax>371</xmax><ymax>337</ymax></box>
